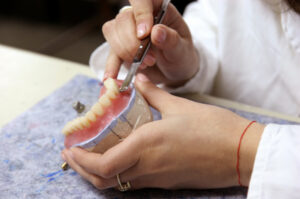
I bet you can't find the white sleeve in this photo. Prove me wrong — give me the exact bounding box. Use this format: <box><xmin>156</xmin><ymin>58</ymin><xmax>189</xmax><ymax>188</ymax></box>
<box><xmin>247</xmin><ymin>124</ymin><xmax>300</xmax><ymax>199</ymax></box>
<box><xmin>164</xmin><ymin>0</ymin><xmax>220</xmax><ymax>94</ymax></box>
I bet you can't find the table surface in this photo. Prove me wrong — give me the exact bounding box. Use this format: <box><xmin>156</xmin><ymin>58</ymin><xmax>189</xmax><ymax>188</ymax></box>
<box><xmin>1</xmin><ymin>44</ymin><xmax>299</xmax><ymax>128</ymax></box>
<box><xmin>0</xmin><ymin>44</ymin><xmax>95</xmax><ymax>128</ymax></box>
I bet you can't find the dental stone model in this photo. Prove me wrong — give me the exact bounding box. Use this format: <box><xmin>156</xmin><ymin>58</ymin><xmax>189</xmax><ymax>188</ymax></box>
<box><xmin>62</xmin><ymin>78</ymin><xmax>153</xmax><ymax>153</ymax></box>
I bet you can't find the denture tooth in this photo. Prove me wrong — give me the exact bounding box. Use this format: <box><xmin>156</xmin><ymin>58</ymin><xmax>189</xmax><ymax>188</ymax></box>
<box><xmin>65</xmin><ymin>129</ymin><xmax>72</xmax><ymax>135</ymax></box>
<box><xmin>63</xmin><ymin>121</ymin><xmax>74</xmax><ymax>134</ymax></box>
<box><xmin>91</xmin><ymin>103</ymin><xmax>104</xmax><ymax>116</ymax></box>
<box><xmin>104</xmin><ymin>77</ymin><xmax>112</xmax><ymax>86</ymax></box>
<box><xmin>71</xmin><ymin>126</ymin><xmax>78</xmax><ymax>132</ymax></box>
<box><xmin>66</xmin><ymin>128</ymin><xmax>73</xmax><ymax>135</ymax></box>
<box><xmin>62</xmin><ymin>78</ymin><xmax>123</xmax><ymax>136</ymax></box>
<box><xmin>71</xmin><ymin>119</ymin><xmax>80</xmax><ymax>131</ymax></box>
<box><xmin>68</xmin><ymin>123</ymin><xmax>74</xmax><ymax>131</ymax></box>
<box><xmin>72</xmin><ymin>118</ymin><xmax>79</xmax><ymax>131</ymax></box>
<box><xmin>81</xmin><ymin>117</ymin><xmax>91</xmax><ymax>128</ymax></box>
<box><xmin>86</xmin><ymin>111</ymin><xmax>97</xmax><ymax>122</ymax></box>
<box><xmin>62</xmin><ymin>122</ymin><xmax>72</xmax><ymax>135</ymax></box>
<box><xmin>77</xmin><ymin>125</ymin><xmax>84</xmax><ymax>130</ymax></box>
<box><xmin>104</xmin><ymin>78</ymin><xmax>119</xmax><ymax>93</ymax></box>
<box><xmin>106</xmin><ymin>90</ymin><xmax>117</xmax><ymax>99</ymax></box>
<box><xmin>73</xmin><ymin>118</ymin><xmax>83</xmax><ymax>130</ymax></box>
<box><xmin>104</xmin><ymin>78</ymin><xmax>115</xmax><ymax>88</ymax></box>
<box><xmin>62</xmin><ymin>128</ymin><xmax>67</xmax><ymax>135</ymax></box>
<box><xmin>99</xmin><ymin>95</ymin><xmax>111</xmax><ymax>107</ymax></box>
<box><xmin>67</xmin><ymin>121</ymin><xmax>74</xmax><ymax>131</ymax></box>
<box><xmin>111</xmin><ymin>84</ymin><xmax>119</xmax><ymax>94</ymax></box>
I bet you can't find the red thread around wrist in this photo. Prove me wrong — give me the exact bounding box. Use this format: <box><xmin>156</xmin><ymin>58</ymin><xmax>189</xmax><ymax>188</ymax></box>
<box><xmin>236</xmin><ymin>120</ymin><xmax>256</xmax><ymax>187</ymax></box>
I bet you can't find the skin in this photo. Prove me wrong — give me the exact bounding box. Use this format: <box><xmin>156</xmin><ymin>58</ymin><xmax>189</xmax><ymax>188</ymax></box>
<box><xmin>102</xmin><ymin>0</ymin><xmax>199</xmax><ymax>87</ymax></box>
<box><xmin>62</xmin><ymin>74</ymin><xmax>265</xmax><ymax>190</ymax></box>
<box><xmin>61</xmin><ymin>0</ymin><xmax>265</xmax><ymax>190</ymax></box>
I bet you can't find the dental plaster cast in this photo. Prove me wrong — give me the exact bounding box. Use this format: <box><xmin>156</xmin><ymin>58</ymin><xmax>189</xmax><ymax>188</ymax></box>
<box><xmin>62</xmin><ymin>78</ymin><xmax>153</xmax><ymax>153</ymax></box>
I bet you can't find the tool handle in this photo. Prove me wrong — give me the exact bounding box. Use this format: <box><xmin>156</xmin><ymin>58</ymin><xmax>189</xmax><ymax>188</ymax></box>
<box><xmin>133</xmin><ymin>37</ymin><xmax>151</xmax><ymax>63</ymax></box>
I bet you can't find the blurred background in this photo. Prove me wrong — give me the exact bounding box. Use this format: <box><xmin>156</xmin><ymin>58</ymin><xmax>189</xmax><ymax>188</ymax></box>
<box><xmin>0</xmin><ymin>0</ymin><xmax>195</xmax><ymax>65</ymax></box>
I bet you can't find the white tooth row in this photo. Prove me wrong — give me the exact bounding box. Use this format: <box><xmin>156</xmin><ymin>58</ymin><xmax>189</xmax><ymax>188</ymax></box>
<box><xmin>62</xmin><ymin>78</ymin><xmax>120</xmax><ymax>135</ymax></box>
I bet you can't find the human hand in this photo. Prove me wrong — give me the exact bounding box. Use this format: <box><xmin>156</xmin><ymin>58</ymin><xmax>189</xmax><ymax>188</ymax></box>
<box><xmin>62</xmin><ymin>74</ymin><xmax>264</xmax><ymax>190</ymax></box>
<box><xmin>102</xmin><ymin>0</ymin><xmax>199</xmax><ymax>87</ymax></box>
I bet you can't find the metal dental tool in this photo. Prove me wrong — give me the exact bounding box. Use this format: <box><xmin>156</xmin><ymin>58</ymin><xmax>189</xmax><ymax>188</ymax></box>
<box><xmin>119</xmin><ymin>0</ymin><xmax>171</xmax><ymax>92</ymax></box>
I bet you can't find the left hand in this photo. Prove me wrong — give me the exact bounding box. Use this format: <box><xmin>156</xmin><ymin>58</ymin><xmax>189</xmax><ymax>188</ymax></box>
<box><xmin>61</xmin><ymin>74</ymin><xmax>264</xmax><ymax>190</ymax></box>
<box><xmin>102</xmin><ymin>0</ymin><xmax>199</xmax><ymax>87</ymax></box>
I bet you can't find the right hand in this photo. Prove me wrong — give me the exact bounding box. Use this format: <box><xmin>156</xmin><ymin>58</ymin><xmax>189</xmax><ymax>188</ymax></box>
<box><xmin>62</xmin><ymin>74</ymin><xmax>265</xmax><ymax>190</ymax></box>
<box><xmin>102</xmin><ymin>0</ymin><xmax>200</xmax><ymax>87</ymax></box>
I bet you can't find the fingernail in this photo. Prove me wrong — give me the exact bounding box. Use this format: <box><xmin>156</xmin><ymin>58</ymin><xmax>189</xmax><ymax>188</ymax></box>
<box><xmin>136</xmin><ymin>73</ymin><xmax>149</xmax><ymax>82</ymax></box>
<box><xmin>61</xmin><ymin>152</ymin><xmax>66</xmax><ymax>161</ymax></box>
<box><xmin>137</xmin><ymin>23</ymin><xmax>147</xmax><ymax>38</ymax></box>
<box><xmin>65</xmin><ymin>149</ymin><xmax>74</xmax><ymax>160</ymax></box>
<box><xmin>157</xmin><ymin>28</ymin><xmax>166</xmax><ymax>43</ymax></box>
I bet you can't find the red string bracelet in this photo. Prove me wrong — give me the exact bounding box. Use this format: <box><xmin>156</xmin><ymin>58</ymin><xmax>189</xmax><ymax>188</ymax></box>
<box><xmin>236</xmin><ymin>120</ymin><xmax>256</xmax><ymax>187</ymax></box>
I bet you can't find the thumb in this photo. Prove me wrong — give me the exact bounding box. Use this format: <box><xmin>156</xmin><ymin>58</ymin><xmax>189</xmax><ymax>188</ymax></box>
<box><xmin>135</xmin><ymin>73</ymin><xmax>175</xmax><ymax>113</ymax></box>
<box><xmin>151</xmin><ymin>24</ymin><xmax>187</xmax><ymax>56</ymax></box>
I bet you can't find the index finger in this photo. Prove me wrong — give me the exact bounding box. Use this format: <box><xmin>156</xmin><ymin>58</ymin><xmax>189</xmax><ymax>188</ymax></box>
<box><xmin>103</xmin><ymin>50</ymin><xmax>122</xmax><ymax>81</ymax></box>
<box><xmin>129</xmin><ymin>0</ymin><xmax>159</xmax><ymax>38</ymax></box>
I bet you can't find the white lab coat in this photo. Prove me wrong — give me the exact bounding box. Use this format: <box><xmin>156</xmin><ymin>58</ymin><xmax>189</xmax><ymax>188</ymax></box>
<box><xmin>89</xmin><ymin>0</ymin><xmax>300</xmax><ymax>198</ymax></box>
<box><xmin>181</xmin><ymin>1</ymin><xmax>300</xmax><ymax>198</ymax></box>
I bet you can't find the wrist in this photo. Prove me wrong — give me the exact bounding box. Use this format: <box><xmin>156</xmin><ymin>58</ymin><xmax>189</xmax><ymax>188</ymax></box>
<box><xmin>238</xmin><ymin>122</ymin><xmax>265</xmax><ymax>186</ymax></box>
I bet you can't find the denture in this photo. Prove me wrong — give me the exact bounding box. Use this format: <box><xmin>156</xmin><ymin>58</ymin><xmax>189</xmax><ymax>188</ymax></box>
<box><xmin>62</xmin><ymin>78</ymin><xmax>153</xmax><ymax>153</ymax></box>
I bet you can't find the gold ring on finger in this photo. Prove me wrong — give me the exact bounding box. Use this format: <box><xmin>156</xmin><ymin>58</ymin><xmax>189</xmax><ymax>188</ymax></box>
<box><xmin>116</xmin><ymin>173</ymin><xmax>131</xmax><ymax>192</ymax></box>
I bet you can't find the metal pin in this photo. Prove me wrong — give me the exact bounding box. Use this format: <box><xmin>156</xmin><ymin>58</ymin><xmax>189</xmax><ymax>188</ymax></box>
<box><xmin>61</xmin><ymin>162</ymin><xmax>69</xmax><ymax>171</ymax></box>
<box><xmin>72</xmin><ymin>101</ymin><xmax>85</xmax><ymax>113</ymax></box>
